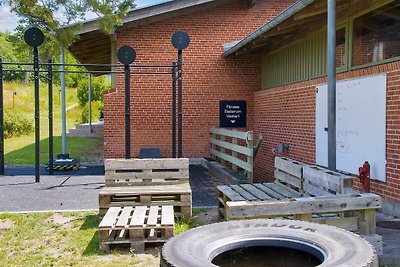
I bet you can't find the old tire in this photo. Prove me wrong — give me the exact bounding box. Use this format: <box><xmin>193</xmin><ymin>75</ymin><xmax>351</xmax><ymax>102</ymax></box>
<box><xmin>161</xmin><ymin>219</ymin><xmax>378</xmax><ymax>267</ymax></box>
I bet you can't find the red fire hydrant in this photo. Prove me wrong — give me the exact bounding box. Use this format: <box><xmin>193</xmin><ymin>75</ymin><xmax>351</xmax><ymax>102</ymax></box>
<box><xmin>358</xmin><ymin>161</ymin><xmax>371</xmax><ymax>193</ymax></box>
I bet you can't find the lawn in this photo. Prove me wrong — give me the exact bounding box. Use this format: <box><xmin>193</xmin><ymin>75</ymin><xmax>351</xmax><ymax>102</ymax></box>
<box><xmin>3</xmin><ymin>81</ymin><xmax>102</xmax><ymax>165</ymax></box>
<box><xmin>0</xmin><ymin>209</ymin><xmax>214</xmax><ymax>267</ymax></box>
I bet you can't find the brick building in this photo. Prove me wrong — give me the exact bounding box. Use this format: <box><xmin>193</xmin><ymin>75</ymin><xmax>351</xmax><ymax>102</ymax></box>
<box><xmin>69</xmin><ymin>0</ymin><xmax>400</xmax><ymax>216</ymax></box>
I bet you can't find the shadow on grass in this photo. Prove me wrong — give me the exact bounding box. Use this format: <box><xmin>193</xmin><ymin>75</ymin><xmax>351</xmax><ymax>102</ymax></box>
<box><xmin>81</xmin><ymin>214</ymin><xmax>101</xmax><ymax>256</ymax></box>
<box><xmin>80</xmin><ymin>214</ymin><xmax>99</xmax><ymax>230</ymax></box>
<box><xmin>5</xmin><ymin>136</ymin><xmax>102</xmax><ymax>165</ymax></box>
<box><xmin>83</xmin><ymin>231</ymin><xmax>101</xmax><ymax>256</ymax></box>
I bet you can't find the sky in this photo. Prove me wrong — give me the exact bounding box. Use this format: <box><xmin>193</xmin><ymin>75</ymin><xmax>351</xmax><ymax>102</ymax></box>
<box><xmin>0</xmin><ymin>0</ymin><xmax>168</xmax><ymax>33</ymax></box>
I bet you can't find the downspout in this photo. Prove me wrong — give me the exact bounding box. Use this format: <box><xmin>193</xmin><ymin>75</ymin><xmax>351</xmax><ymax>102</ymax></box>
<box><xmin>223</xmin><ymin>0</ymin><xmax>315</xmax><ymax>57</ymax></box>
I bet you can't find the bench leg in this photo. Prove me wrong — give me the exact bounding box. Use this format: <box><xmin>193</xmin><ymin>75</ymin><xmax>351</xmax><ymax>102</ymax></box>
<box><xmin>358</xmin><ymin>209</ymin><xmax>376</xmax><ymax>235</ymax></box>
<box><xmin>99</xmin><ymin>243</ymin><xmax>111</xmax><ymax>252</ymax></box>
<box><xmin>131</xmin><ymin>241</ymin><xmax>145</xmax><ymax>253</ymax></box>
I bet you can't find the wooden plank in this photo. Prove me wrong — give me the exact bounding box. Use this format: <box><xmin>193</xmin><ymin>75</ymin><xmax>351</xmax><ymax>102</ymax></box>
<box><xmin>272</xmin><ymin>182</ymin><xmax>302</xmax><ymax>197</ymax></box>
<box><xmin>274</xmin><ymin>169</ymin><xmax>302</xmax><ymax>189</ymax></box>
<box><xmin>105</xmin><ymin>158</ymin><xmax>189</xmax><ymax>170</ymax></box>
<box><xmin>240</xmin><ymin>184</ymin><xmax>273</xmax><ymax>200</ymax></box>
<box><xmin>129</xmin><ymin>206</ymin><xmax>148</xmax><ymax>227</ymax></box>
<box><xmin>303</xmin><ymin>165</ymin><xmax>353</xmax><ymax>194</ymax></box>
<box><xmin>217</xmin><ymin>185</ymin><xmax>245</xmax><ymax>201</ymax></box>
<box><xmin>105</xmin><ymin>171</ymin><xmax>189</xmax><ymax>180</ymax></box>
<box><xmin>210</xmin><ymin>128</ymin><xmax>250</xmax><ymax>140</ymax></box>
<box><xmin>359</xmin><ymin>209</ymin><xmax>376</xmax><ymax>235</ymax></box>
<box><xmin>303</xmin><ymin>182</ymin><xmax>335</xmax><ymax>197</ymax></box>
<box><xmin>313</xmin><ymin>216</ymin><xmax>359</xmax><ymax>232</ymax></box>
<box><xmin>275</xmin><ymin>157</ymin><xmax>303</xmax><ymax>178</ymax></box>
<box><xmin>161</xmin><ymin>206</ymin><xmax>175</xmax><ymax>226</ymax></box>
<box><xmin>147</xmin><ymin>206</ymin><xmax>159</xmax><ymax>226</ymax></box>
<box><xmin>210</xmin><ymin>138</ymin><xmax>253</xmax><ymax>156</ymax></box>
<box><xmin>226</xmin><ymin>193</ymin><xmax>382</xmax><ymax>219</ymax></box>
<box><xmin>99</xmin><ymin>207</ymin><xmax>121</xmax><ymax>228</ymax></box>
<box><xmin>115</xmin><ymin>207</ymin><xmax>133</xmax><ymax>228</ymax></box>
<box><xmin>99</xmin><ymin>183</ymin><xmax>192</xmax><ymax>195</ymax></box>
<box><xmin>232</xmin><ymin>138</ymin><xmax>238</xmax><ymax>171</ymax></box>
<box><xmin>267</xmin><ymin>182</ymin><xmax>299</xmax><ymax>198</ymax></box>
<box><xmin>253</xmin><ymin>183</ymin><xmax>286</xmax><ymax>200</ymax></box>
<box><xmin>210</xmin><ymin>148</ymin><xmax>252</xmax><ymax>172</ymax></box>
<box><xmin>230</xmin><ymin>185</ymin><xmax>259</xmax><ymax>201</ymax></box>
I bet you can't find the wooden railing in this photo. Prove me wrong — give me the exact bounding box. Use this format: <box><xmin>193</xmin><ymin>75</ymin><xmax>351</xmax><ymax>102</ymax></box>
<box><xmin>210</xmin><ymin>128</ymin><xmax>262</xmax><ymax>183</ymax></box>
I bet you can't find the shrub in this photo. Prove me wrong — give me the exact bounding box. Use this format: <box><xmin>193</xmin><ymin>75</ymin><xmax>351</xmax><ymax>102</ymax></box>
<box><xmin>4</xmin><ymin>112</ymin><xmax>34</xmax><ymax>138</ymax></box>
<box><xmin>79</xmin><ymin>101</ymin><xmax>104</xmax><ymax>124</ymax></box>
<box><xmin>77</xmin><ymin>75</ymin><xmax>110</xmax><ymax>107</ymax></box>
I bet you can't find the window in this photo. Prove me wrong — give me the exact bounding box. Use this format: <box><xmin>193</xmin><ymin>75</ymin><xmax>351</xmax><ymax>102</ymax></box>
<box><xmin>336</xmin><ymin>28</ymin><xmax>347</xmax><ymax>68</ymax></box>
<box><xmin>352</xmin><ymin>1</ymin><xmax>400</xmax><ymax>67</ymax></box>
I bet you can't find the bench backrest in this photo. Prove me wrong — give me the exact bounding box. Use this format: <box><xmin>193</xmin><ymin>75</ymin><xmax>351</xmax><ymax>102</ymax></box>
<box><xmin>105</xmin><ymin>158</ymin><xmax>189</xmax><ymax>186</ymax></box>
<box><xmin>274</xmin><ymin>157</ymin><xmax>353</xmax><ymax>196</ymax></box>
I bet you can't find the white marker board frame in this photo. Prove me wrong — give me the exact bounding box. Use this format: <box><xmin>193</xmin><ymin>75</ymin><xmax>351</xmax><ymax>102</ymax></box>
<box><xmin>315</xmin><ymin>74</ymin><xmax>386</xmax><ymax>181</ymax></box>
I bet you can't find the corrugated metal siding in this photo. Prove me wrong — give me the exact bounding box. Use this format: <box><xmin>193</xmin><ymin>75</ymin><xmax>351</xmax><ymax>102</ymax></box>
<box><xmin>262</xmin><ymin>30</ymin><xmax>327</xmax><ymax>89</ymax></box>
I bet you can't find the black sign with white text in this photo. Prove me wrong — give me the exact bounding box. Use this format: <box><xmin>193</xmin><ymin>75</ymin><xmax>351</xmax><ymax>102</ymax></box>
<box><xmin>219</xmin><ymin>100</ymin><xmax>247</xmax><ymax>128</ymax></box>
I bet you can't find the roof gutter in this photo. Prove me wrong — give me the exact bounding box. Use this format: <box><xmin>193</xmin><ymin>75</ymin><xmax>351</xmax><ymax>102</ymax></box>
<box><xmin>223</xmin><ymin>0</ymin><xmax>315</xmax><ymax>57</ymax></box>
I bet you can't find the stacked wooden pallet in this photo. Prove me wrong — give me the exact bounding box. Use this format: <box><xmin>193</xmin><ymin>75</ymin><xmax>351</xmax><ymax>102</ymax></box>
<box><xmin>99</xmin><ymin>158</ymin><xmax>192</xmax><ymax>218</ymax></box>
<box><xmin>98</xmin><ymin>158</ymin><xmax>192</xmax><ymax>252</ymax></box>
<box><xmin>99</xmin><ymin>206</ymin><xmax>174</xmax><ymax>252</ymax></box>
<box><xmin>217</xmin><ymin>157</ymin><xmax>383</xmax><ymax>255</ymax></box>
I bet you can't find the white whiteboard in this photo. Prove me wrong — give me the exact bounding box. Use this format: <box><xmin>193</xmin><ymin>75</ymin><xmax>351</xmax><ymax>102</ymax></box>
<box><xmin>315</xmin><ymin>74</ymin><xmax>386</xmax><ymax>181</ymax></box>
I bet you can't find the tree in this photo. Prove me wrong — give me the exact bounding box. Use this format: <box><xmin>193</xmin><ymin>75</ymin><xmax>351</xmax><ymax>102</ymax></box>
<box><xmin>0</xmin><ymin>0</ymin><xmax>135</xmax><ymax>47</ymax></box>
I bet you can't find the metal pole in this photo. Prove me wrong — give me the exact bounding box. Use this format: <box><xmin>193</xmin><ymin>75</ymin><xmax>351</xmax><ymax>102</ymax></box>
<box><xmin>34</xmin><ymin>47</ymin><xmax>40</xmax><ymax>183</ymax></box>
<box><xmin>327</xmin><ymin>0</ymin><xmax>337</xmax><ymax>171</ymax></box>
<box><xmin>0</xmin><ymin>58</ymin><xmax>4</xmax><ymax>175</ymax></box>
<box><xmin>177</xmin><ymin>50</ymin><xmax>183</xmax><ymax>158</ymax></box>
<box><xmin>124</xmin><ymin>64</ymin><xmax>131</xmax><ymax>159</ymax></box>
<box><xmin>60</xmin><ymin>48</ymin><xmax>67</xmax><ymax>156</ymax></box>
<box><xmin>172</xmin><ymin>62</ymin><xmax>177</xmax><ymax>158</ymax></box>
<box><xmin>48</xmin><ymin>59</ymin><xmax>53</xmax><ymax>175</ymax></box>
<box><xmin>88</xmin><ymin>73</ymin><xmax>92</xmax><ymax>135</ymax></box>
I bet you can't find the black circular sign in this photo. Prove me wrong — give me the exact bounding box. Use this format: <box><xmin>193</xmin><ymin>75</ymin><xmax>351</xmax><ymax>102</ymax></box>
<box><xmin>171</xmin><ymin>31</ymin><xmax>190</xmax><ymax>50</ymax></box>
<box><xmin>24</xmin><ymin>27</ymin><xmax>45</xmax><ymax>47</ymax></box>
<box><xmin>117</xmin><ymin>45</ymin><xmax>136</xmax><ymax>65</ymax></box>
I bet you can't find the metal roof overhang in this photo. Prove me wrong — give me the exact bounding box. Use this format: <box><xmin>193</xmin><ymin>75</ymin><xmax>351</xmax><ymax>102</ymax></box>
<box><xmin>223</xmin><ymin>0</ymin><xmax>388</xmax><ymax>57</ymax></box>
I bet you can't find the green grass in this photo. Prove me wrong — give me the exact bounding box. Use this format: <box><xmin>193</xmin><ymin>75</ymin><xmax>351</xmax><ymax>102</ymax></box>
<box><xmin>0</xmin><ymin>209</ymin><xmax>216</xmax><ymax>266</ymax></box>
<box><xmin>3</xmin><ymin>81</ymin><xmax>102</xmax><ymax>165</ymax></box>
<box><xmin>5</xmin><ymin>137</ymin><xmax>103</xmax><ymax>165</ymax></box>
<box><xmin>0</xmin><ymin>212</ymin><xmax>158</xmax><ymax>266</ymax></box>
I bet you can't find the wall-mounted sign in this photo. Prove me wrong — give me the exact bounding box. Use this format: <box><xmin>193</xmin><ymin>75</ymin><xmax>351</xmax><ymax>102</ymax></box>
<box><xmin>219</xmin><ymin>100</ymin><xmax>247</xmax><ymax>128</ymax></box>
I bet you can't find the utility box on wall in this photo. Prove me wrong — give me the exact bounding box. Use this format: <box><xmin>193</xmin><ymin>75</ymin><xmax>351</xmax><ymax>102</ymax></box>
<box><xmin>219</xmin><ymin>100</ymin><xmax>247</xmax><ymax>128</ymax></box>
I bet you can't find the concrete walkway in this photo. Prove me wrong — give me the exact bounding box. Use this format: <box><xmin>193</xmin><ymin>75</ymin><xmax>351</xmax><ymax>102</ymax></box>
<box><xmin>0</xmin><ymin>165</ymin><xmax>217</xmax><ymax>212</ymax></box>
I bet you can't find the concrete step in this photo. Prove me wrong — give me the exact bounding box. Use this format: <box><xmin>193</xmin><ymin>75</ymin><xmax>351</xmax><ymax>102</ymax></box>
<box><xmin>67</xmin><ymin>121</ymin><xmax>104</xmax><ymax>138</ymax></box>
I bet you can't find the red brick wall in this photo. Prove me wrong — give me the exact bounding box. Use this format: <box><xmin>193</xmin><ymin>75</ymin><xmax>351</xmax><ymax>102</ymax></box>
<box><xmin>104</xmin><ymin>0</ymin><xmax>295</xmax><ymax>158</ymax></box>
<box><xmin>253</xmin><ymin>61</ymin><xmax>400</xmax><ymax>204</ymax></box>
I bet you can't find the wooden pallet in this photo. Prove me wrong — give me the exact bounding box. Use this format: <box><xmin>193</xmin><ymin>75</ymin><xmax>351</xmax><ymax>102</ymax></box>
<box><xmin>216</xmin><ymin>157</ymin><xmax>383</xmax><ymax>255</ymax></box>
<box><xmin>99</xmin><ymin>184</ymin><xmax>192</xmax><ymax>218</ymax></box>
<box><xmin>104</xmin><ymin>158</ymin><xmax>189</xmax><ymax>186</ymax></box>
<box><xmin>99</xmin><ymin>205</ymin><xmax>175</xmax><ymax>253</ymax></box>
<box><xmin>217</xmin><ymin>182</ymin><xmax>301</xmax><ymax>217</ymax></box>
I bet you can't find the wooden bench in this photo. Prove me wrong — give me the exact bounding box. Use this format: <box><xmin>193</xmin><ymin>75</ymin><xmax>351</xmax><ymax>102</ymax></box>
<box><xmin>216</xmin><ymin>157</ymin><xmax>383</xmax><ymax>254</ymax></box>
<box><xmin>99</xmin><ymin>205</ymin><xmax>174</xmax><ymax>253</ymax></box>
<box><xmin>99</xmin><ymin>158</ymin><xmax>192</xmax><ymax>218</ymax></box>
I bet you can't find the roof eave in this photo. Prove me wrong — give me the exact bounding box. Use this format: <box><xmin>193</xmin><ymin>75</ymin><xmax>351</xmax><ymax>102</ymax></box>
<box><xmin>223</xmin><ymin>0</ymin><xmax>315</xmax><ymax>57</ymax></box>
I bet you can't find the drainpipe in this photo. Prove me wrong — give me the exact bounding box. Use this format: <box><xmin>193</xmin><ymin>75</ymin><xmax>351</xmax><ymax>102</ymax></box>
<box><xmin>327</xmin><ymin>0</ymin><xmax>336</xmax><ymax>171</ymax></box>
